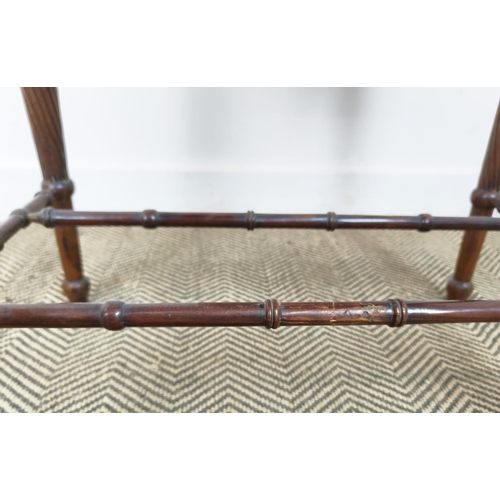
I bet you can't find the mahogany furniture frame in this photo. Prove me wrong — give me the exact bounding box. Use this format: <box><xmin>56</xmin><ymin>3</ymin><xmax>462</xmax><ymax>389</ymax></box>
<box><xmin>1</xmin><ymin>87</ymin><xmax>500</xmax><ymax>331</ymax></box>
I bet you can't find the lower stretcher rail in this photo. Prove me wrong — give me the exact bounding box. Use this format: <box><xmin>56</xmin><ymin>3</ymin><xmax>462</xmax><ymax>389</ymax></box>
<box><xmin>1</xmin><ymin>299</ymin><xmax>500</xmax><ymax>330</ymax></box>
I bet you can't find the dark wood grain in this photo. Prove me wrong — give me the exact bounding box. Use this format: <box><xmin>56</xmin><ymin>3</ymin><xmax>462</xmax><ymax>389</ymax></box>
<box><xmin>1</xmin><ymin>299</ymin><xmax>500</xmax><ymax>330</ymax></box>
<box><xmin>21</xmin><ymin>87</ymin><xmax>89</xmax><ymax>302</ymax></box>
<box><xmin>27</xmin><ymin>209</ymin><xmax>500</xmax><ymax>231</ymax></box>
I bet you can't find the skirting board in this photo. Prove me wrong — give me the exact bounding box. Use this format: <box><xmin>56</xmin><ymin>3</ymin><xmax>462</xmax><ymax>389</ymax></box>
<box><xmin>0</xmin><ymin>167</ymin><xmax>485</xmax><ymax>222</ymax></box>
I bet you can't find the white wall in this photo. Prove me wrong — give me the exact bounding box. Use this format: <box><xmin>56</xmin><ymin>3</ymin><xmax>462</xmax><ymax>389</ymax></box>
<box><xmin>0</xmin><ymin>87</ymin><xmax>499</xmax><ymax>220</ymax></box>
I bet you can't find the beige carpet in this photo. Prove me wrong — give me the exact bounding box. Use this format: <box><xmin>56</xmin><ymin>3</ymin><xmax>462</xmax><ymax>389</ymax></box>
<box><xmin>1</xmin><ymin>223</ymin><xmax>500</xmax><ymax>412</ymax></box>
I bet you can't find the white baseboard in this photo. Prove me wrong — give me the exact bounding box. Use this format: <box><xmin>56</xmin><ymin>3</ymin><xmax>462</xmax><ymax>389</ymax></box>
<box><xmin>0</xmin><ymin>167</ymin><xmax>482</xmax><ymax>222</ymax></box>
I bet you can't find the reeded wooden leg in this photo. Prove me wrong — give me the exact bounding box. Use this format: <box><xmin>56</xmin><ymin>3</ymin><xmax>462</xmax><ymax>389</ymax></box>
<box><xmin>447</xmin><ymin>101</ymin><xmax>500</xmax><ymax>299</ymax></box>
<box><xmin>22</xmin><ymin>87</ymin><xmax>90</xmax><ymax>302</ymax></box>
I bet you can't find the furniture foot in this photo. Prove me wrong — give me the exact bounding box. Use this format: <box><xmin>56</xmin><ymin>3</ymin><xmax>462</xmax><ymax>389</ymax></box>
<box><xmin>62</xmin><ymin>276</ymin><xmax>90</xmax><ymax>303</ymax></box>
<box><xmin>447</xmin><ymin>101</ymin><xmax>500</xmax><ymax>299</ymax></box>
<box><xmin>447</xmin><ymin>277</ymin><xmax>474</xmax><ymax>300</ymax></box>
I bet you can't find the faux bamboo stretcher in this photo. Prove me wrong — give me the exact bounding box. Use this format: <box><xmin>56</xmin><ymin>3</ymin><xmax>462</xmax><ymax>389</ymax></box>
<box><xmin>2</xmin><ymin>87</ymin><xmax>500</xmax><ymax>330</ymax></box>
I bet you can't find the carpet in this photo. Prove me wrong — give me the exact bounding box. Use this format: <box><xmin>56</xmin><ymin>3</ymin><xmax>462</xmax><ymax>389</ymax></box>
<box><xmin>1</xmin><ymin>224</ymin><xmax>500</xmax><ymax>412</ymax></box>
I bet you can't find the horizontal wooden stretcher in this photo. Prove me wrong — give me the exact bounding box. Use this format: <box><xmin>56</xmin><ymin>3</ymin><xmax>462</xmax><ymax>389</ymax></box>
<box><xmin>1</xmin><ymin>299</ymin><xmax>500</xmax><ymax>330</ymax></box>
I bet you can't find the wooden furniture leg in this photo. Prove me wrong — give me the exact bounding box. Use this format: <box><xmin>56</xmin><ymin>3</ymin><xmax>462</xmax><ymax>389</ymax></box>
<box><xmin>447</xmin><ymin>101</ymin><xmax>500</xmax><ymax>299</ymax></box>
<box><xmin>21</xmin><ymin>87</ymin><xmax>89</xmax><ymax>302</ymax></box>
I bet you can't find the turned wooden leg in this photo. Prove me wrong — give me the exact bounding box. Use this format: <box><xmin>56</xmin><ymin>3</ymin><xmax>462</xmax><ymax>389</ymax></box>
<box><xmin>447</xmin><ymin>101</ymin><xmax>500</xmax><ymax>299</ymax></box>
<box><xmin>22</xmin><ymin>87</ymin><xmax>90</xmax><ymax>302</ymax></box>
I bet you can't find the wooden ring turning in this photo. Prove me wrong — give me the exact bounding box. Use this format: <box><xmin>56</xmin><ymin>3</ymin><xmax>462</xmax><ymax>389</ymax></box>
<box><xmin>389</xmin><ymin>299</ymin><xmax>408</xmax><ymax>327</ymax></box>
<box><xmin>247</xmin><ymin>211</ymin><xmax>255</xmax><ymax>231</ymax></box>
<box><xmin>100</xmin><ymin>301</ymin><xmax>126</xmax><ymax>330</ymax></box>
<box><xmin>265</xmin><ymin>299</ymin><xmax>281</xmax><ymax>329</ymax></box>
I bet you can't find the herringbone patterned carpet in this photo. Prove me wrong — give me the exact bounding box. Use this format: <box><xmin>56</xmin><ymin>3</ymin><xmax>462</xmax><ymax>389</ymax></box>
<box><xmin>1</xmin><ymin>224</ymin><xmax>500</xmax><ymax>412</ymax></box>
